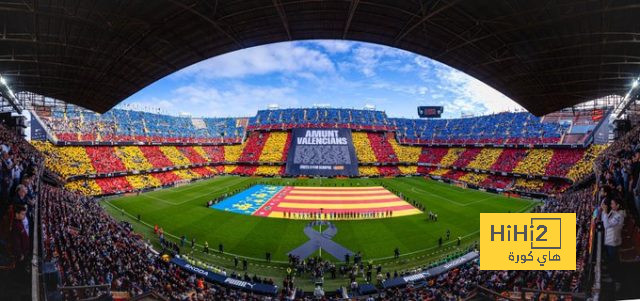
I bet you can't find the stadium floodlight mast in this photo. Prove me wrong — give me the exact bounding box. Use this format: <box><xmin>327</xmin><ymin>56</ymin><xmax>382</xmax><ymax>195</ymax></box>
<box><xmin>615</xmin><ymin>76</ymin><xmax>640</xmax><ymax>119</ymax></box>
<box><xmin>0</xmin><ymin>73</ymin><xmax>22</xmax><ymax>114</ymax></box>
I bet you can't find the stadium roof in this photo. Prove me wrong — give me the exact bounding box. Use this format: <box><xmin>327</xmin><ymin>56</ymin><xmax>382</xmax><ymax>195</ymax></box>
<box><xmin>2</xmin><ymin>0</ymin><xmax>640</xmax><ymax>116</ymax></box>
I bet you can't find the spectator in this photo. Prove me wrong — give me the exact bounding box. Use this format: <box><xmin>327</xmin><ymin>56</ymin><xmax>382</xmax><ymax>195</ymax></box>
<box><xmin>601</xmin><ymin>199</ymin><xmax>624</xmax><ymax>277</ymax></box>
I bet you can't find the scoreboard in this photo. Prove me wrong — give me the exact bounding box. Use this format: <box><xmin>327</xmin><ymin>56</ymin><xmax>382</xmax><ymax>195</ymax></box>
<box><xmin>417</xmin><ymin>106</ymin><xmax>443</xmax><ymax>118</ymax></box>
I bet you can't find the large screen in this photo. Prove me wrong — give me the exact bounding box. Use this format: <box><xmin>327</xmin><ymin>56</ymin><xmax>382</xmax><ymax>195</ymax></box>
<box><xmin>285</xmin><ymin>128</ymin><xmax>359</xmax><ymax>176</ymax></box>
<box><xmin>417</xmin><ymin>106</ymin><xmax>443</xmax><ymax>118</ymax></box>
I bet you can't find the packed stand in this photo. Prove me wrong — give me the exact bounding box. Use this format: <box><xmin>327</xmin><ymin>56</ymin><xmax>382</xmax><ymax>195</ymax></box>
<box><xmin>37</xmin><ymin>106</ymin><xmax>245</xmax><ymax>143</ymax></box>
<box><xmin>257</xmin><ymin>132</ymin><xmax>290</xmax><ymax>163</ymax></box>
<box><xmin>248</xmin><ymin>108</ymin><xmax>392</xmax><ymax>131</ymax></box>
<box><xmin>40</xmin><ymin>184</ymin><xmax>281</xmax><ymax>300</ymax></box>
<box><xmin>593</xmin><ymin>124</ymin><xmax>640</xmax><ymax>264</ymax></box>
<box><xmin>0</xmin><ymin>124</ymin><xmax>43</xmax><ymax>296</ymax></box>
<box><xmin>393</xmin><ymin>112</ymin><xmax>570</xmax><ymax>145</ymax></box>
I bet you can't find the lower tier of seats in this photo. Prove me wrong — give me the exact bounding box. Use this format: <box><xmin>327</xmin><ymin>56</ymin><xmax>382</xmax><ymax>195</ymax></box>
<box><xmin>65</xmin><ymin>164</ymin><xmax>570</xmax><ymax>197</ymax></box>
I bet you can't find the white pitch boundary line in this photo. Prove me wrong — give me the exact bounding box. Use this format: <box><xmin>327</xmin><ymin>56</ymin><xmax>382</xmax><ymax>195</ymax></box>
<box><xmin>411</xmin><ymin>187</ymin><xmax>467</xmax><ymax>206</ymax></box>
<box><xmin>102</xmin><ymin>200</ymin><xmax>288</xmax><ymax>264</ymax></box>
<box><xmin>374</xmin><ymin>230</ymin><xmax>480</xmax><ymax>260</ymax></box>
<box><xmin>146</xmin><ymin>176</ymin><xmax>228</xmax><ymax>195</ymax></box>
<box><xmin>141</xmin><ymin>185</ymin><xmax>232</xmax><ymax>206</ymax></box>
<box><xmin>139</xmin><ymin>177</ymin><xmax>250</xmax><ymax>205</ymax></box>
<box><xmin>106</xmin><ymin>199</ymin><xmax>485</xmax><ymax>264</ymax></box>
<box><xmin>104</xmin><ymin>180</ymin><xmax>540</xmax><ymax>267</ymax></box>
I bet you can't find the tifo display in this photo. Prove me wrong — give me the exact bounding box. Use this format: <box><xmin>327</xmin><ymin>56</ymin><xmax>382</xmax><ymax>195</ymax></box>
<box><xmin>18</xmin><ymin>103</ymin><xmax>623</xmax><ymax>299</ymax></box>
<box><xmin>31</xmin><ymin>107</ymin><xmax>607</xmax><ymax>198</ymax></box>
<box><xmin>211</xmin><ymin>185</ymin><xmax>422</xmax><ymax>219</ymax></box>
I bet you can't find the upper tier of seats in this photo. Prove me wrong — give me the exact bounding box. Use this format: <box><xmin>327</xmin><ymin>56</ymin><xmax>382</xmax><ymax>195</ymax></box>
<box><xmin>392</xmin><ymin>112</ymin><xmax>570</xmax><ymax>144</ymax></box>
<box><xmin>247</xmin><ymin>108</ymin><xmax>393</xmax><ymax>131</ymax></box>
<box><xmin>36</xmin><ymin>106</ymin><xmax>594</xmax><ymax>145</ymax></box>
<box><xmin>39</xmin><ymin>107</ymin><xmax>246</xmax><ymax>143</ymax></box>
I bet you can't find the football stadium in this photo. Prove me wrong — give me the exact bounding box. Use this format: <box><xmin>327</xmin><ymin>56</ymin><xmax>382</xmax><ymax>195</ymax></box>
<box><xmin>1</xmin><ymin>1</ymin><xmax>640</xmax><ymax>301</ymax></box>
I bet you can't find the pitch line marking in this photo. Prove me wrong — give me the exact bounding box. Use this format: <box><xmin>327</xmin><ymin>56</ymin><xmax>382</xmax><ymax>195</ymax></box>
<box><xmin>105</xmin><ymin>199</ymin><xmax>480</xmax><ymax>264</ymax></box>
<box><xmin>145</xmin><ymin>176</ymin><xmax>244</xmax><ymax>197</ymax></box>
<box><xmin>141</xmin><ymin>185</ymin><xmax>231</xmax><ymax>205</ymax></box>
<box><xmin>104</xmin><ymin>182</ymin><xmax>538</xmax><ymax>267</ymax></box>
<box><xmin>140</xmin><ymin>177</ymin><xmax>251</xmax><ymax>205</ymax></box>
<box><xmin>410</xmin><ymin>187</ymin><xmax>467</xmax><ymax>206</ymax></box>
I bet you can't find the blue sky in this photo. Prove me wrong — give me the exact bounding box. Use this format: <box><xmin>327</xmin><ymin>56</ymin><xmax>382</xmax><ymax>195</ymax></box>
<box><xmin>121</xmin><ymin>40</ymin><xmax>523</xmax><ymax>119</ymax></box>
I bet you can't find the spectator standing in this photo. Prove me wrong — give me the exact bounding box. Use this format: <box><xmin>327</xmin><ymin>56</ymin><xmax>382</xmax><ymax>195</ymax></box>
<box><xmin>601</xmin><ymin>199</ymin><xmax>624</xmax><ymax>278</ymax></box>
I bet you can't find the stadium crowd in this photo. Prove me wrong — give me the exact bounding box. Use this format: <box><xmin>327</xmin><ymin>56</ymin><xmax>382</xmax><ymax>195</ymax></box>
<box><xmin>0</xmin><ymin>112</ymin><xmax>636</xmax><ymax>300</ymax></box>
<box><xmin>40</xmin><ymin>107</ymin><xmax>245</xmax><ymax>143</ymax></box>
<box><xmin>32</xmin><ymin>123</ymin><xmax>603</xmax><ymax>197</ymax></box>
<box><xmin>0</xmin><ymin>124</ymin><xmax>43</xmax><ymax>298</ymax></box>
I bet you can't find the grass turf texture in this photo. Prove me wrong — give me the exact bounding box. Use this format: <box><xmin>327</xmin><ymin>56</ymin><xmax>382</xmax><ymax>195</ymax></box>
<box><xmin>103</xmin><ymin>176</ymin><xmax>537</xmax><ymax>290</ymax></box>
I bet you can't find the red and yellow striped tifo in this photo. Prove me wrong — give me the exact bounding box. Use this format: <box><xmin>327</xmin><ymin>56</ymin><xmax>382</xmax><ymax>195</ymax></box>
<box><xmin>252</xmin><ymin>186</ymin><xmax>422</xmax><ymax>220</ymax></box>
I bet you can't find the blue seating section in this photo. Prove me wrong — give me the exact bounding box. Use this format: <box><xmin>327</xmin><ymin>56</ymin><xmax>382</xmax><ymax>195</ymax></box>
<box><xmin>248</xmin><ymin>108</ymin><xmax>391</xmax><ymax>130</ymax></box>
<box><xmin>41</xmin><ymin>107</ymin><xmax>571</xmax><ymax>145</ymax></box>
<box><xmin>43</xmin><ymin>108</ymin><xmax>245</xmax><ymax>143</ymax></box>
<box><xmin>391</xmin><ymin>112</ymin><xmax>569</xmax><ymax>144</ymax></box>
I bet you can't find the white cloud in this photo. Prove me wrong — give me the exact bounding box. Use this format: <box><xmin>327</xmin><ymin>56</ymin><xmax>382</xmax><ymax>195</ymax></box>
<box><xmin>186</xmin><ymin>84</ymin><xmax>299</xmax><ymax>117</ymax></box>
<box><xmin>175</xmin><ymin>42</ymin><xmax>335</xmax><ymax>79</ymax></box>
<box><xmin>351</xmin><ymin>43</ymin><xmax>413</xmax><ymax>77</ymax></box>
<box><xmin>423</xmin><ymin>60</ymin><xmax>524</xmax><ymax>116</ymax></box>
<box><xmin>126</xmin><ymin>84</ymin><xmax>300</xmax><ymax>117</ymax></box>
<box><xmin>311</xmin><ymin>40</ymin><xmax>352</xmax><ymax>53</ymax></box>
<box><xmin>123</xmin><ymin>40</ymin><xmax>526</xmax><ymax>119</ymax></box>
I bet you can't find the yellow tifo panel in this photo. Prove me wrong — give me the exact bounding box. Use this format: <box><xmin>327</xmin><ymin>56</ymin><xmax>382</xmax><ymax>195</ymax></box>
<box><xmin>159</xmin><ymin>146</ymin><xmax>191</xmax><ymax>166</ymax></box>
<box><xmin>512</xmin><ymin>149</ymin><xmax>554</xmax><ymax>176</ymax></box>
<box><xmin>358</xmin><ymin>166</ymin><xmax>380</xmax><ymax>176</ymax></box>
<box><xmin>438</xmin><ymin>148</ymin><xmax>465</xmax><ymax>167</ymax></box>
<box><xmin>566</xmin><ymin>145</ymin><xmax>606</xmax><ymax>181</ymax></box>
<box><xmin>459</xmin><ymin>173</ymin><xmax>488</xmax><ymax>185</ymax></box>
<box><xmin>465</xmin><ymin>148</ymin><xmax>502</xmax><ymax>170</ymax></box>
<box><xmin>389</xmin><ymin>137</ymin><xmax>421</xmax><ymax>162</ymax></box>
<box><xmin>223</xmin><ymin>165</ymin><xmax>239</xmax><ymax>173</ymax></box>
<box><xmin>65</xmin><ymin>179</ymin><xmax>102</xmax><ymax>196</ymax></box>
<box><xmin>430</xmin><ymin>168</ymin><xmax>451</xmax><ymax>176</ymax></box>
<box><xmin>224</xmin><ymin>144</ymin><xmax>244</xmax><ymax>162</ymax></box>
<box><xmin>205</xmin><ymin>166</ymin><xmax>222</xmax><ymax>174</ymax></box>
<box><xmin>398</xmin><ymin>165</ymin><xmax>418</xmax><ymax>175</ymax></box>
<box><xmin>126</xmin><ymin>174</ymin><xmax>162</xmax><ymax>190</ymax></box>
<box><xmin>173</xmin><ymin>169</ymin><xmax>198</xmax><ymax>180</ymax></box>
<box><xmin>192</xmin><ymin>146</ymin><xmax>211</xmax><ymax>162</ymax></box>
<box><xmin>352</xmin><ymin>132</ymin><xmax>377</xmax><ymax>163</ymax></box>
<box><xmin>31</xmin><ymin>141</ymin><xmax>95</xmax><ymax>178</ymax></box>
<box><xmin>259</xmin><ymin>132</ymin><xmax>288</xmax><ymax>162</ymax></box>
<box><xmin>255</xmin><ymin>165</ymin><xmax>282</xmax><ymax>176</ymax></box>
<box><xmin>514</xmin><ymin>178</ymin><xmax>544</xmax><ymax>190</ymax></box>
<box><xmin>115</xmin><ymin>146</ymin><xmax>154</xmax><ymax>170</ymax></box>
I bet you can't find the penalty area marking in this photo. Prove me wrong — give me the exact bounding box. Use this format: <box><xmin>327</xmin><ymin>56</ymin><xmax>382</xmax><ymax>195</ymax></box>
<box><xmin>103</xmin><ymin>185</ymin><xmax>539</xmax><ymax>265</ymax></box>
<box><xmin>104</xmin><ymin>200</ymin><xmax>485</xmax><ymax>264</ymax></box>
<box><xmin>411</xmin><ymin>186</ymin><xmax>525</xmax><ymax>207</ymax></box>
<box><xmin>140</xmin><ymin>185</ymin><xmax>231</xmax><ymax>205</ymax></box>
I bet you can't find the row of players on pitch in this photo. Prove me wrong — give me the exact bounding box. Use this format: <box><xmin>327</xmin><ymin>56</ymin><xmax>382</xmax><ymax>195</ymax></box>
<box><xmin>282</xmin><ymin>210</ymin><xmax>395</xmax><ymax>219</ymax></box>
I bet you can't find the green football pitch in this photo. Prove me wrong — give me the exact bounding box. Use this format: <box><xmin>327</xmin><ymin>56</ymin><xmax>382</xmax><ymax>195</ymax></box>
<box><xmin>102</xmin><ymin>175</ymin><xmax>537</xmax><ymax>290</ymax></box>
